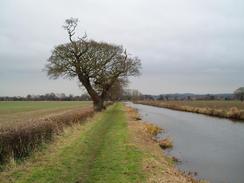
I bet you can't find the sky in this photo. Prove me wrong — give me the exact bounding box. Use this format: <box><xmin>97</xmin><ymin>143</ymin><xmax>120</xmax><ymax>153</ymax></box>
<box><xmin>1</xmin><ymin>0</ymin><xmax>244</xmax><ymax>96</ymax></box>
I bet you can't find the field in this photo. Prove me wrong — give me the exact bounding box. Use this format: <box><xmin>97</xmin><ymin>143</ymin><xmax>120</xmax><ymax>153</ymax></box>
<box><xmin>0</xmin><ymin>101</ymin><xmax>93</xmax><ymax>165</ymax></box>
<box><xmin>136</xmin><ymin>100</ymin><xmax>244</xmax><ymax>120</ymax></box>
<box><xmin>0</xmin><ymin>101</ymin><xmax>91</xmax><ymax>128</ymax></box>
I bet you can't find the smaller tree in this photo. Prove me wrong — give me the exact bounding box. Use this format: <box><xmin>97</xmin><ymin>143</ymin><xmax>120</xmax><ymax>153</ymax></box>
<box><xmin>234</xmin><ymin>87</ymin><xmax>244</xmax><ymax>101</ymax></box>
<box><xmin>107</xmin><ymin>79</ymin><xmax>127</xmax><ymax>101</ymax></box>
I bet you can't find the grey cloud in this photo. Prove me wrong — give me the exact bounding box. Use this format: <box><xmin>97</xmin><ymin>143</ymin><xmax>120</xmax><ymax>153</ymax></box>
<box><xmin>0</xmin><ymin>0</ymin><xmax>244</xmax><ymax>96</ymax></box>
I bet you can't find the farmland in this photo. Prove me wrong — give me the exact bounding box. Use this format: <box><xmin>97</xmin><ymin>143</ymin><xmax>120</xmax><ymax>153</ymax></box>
<box><xmin>0</xmin><ymin>101</ymin><xmax>91</xmax><ymax>128</ymax></box>
<box><xmin>0</xmin><ymin>101</ymin><xmax>93</xmax><ymax>165</ymax></box>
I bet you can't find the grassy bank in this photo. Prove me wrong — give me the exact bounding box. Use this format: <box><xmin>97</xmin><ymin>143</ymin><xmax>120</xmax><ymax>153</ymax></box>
<box><xmin>136</xmin><ymin>100</ymin><xmax>244</xmax><ymax>120</ymax></box>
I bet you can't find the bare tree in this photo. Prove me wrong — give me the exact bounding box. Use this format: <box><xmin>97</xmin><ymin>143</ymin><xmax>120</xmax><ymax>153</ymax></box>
<box><xmin>45</xmin><ymin>18</ymin><xmax>141</xmax><ymax>111</ymax></box>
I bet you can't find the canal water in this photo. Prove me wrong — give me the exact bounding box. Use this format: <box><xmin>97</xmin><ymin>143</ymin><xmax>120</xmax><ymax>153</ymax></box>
<box><xmin>128</xmin><ymin>103</ymin><xmax>244</xmax><ymax>183</ymax></box>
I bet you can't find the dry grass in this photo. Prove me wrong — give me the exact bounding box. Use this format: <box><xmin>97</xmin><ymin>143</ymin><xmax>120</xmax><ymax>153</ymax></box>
<box><xmin>226</xmin><ymin>107</ymin><xmax>241</xmax><ymax>119</ymax></box>
<box><xmin>126</xmin><ymin>107</ymin><xmax>163</xmax><ymax>136</ymax></box>
<box><xmin>143</xmin><ymin>123</ymin><xmax>163</xmax><ymax>136</ymax></box>
<box><xmin>0</xmin><ymin>107</ymin><xmax>94</xmax><ymax>165</ymax></box>
<box><xmin>126</xmin><ymin>106</ymin><xmax>207</xmax><ymax>183</ymax></box>
<box><xmin>136</xmin><ymin>100</ymin><xmax>244</xmax><ymax>120</ymax></box>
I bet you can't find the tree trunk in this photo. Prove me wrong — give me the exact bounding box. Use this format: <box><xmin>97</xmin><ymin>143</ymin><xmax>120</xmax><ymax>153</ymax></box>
<box><xmin>77</xmin><ymin>74</ymin><xmax>105</xmax><ymax>111</ymax></box>
<box><xmin>93</xmin><ymin>98</ymin><xmax>105</xmax><ymax>111</ymax></box>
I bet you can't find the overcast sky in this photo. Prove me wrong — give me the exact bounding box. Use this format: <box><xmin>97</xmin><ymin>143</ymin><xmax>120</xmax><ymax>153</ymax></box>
<box><xmin>1</xmin><ymin>0</ymin><xmax>244</xmax><ymax>96</ymax></box>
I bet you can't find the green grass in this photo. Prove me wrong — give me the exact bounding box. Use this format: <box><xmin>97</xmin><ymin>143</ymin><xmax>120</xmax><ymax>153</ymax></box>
<box><xmin>0</xmin><ymin>103</ymin><xmax>144</xmax><ymax>183</ymax></box>
<box><xmin>0</xmin><ymin>101</ymin><xmax>91</xmax><ymax>127</ymax></box>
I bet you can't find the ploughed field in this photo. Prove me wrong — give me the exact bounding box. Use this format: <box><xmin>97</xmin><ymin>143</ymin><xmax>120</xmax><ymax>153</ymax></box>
<box><xmin>0</xmin><ymin>101</ymin><xmax>91</xmax><ymax>128</ymax></box>
<box><xmin>136</xmin><ymin>100</ymin><xmax>244</xmax><ymax>120</ymax></box>
<box><xmin>0</xmin><ymin>101</ymin><xmax>93</xmax><ymax>165</ymax></box>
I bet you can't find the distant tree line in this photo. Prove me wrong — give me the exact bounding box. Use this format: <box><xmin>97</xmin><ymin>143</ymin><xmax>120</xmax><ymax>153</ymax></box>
<box><xmin>134</xmin><ymin>93</ymin><xmax>239</xmax><ymax>101</ymax></box>
<box><xmin>1</xmin><ymin>87</ymin><xmax>243</xmax><ymax>102</ymax></box>
<box><xmin>0</xmin><ymin>89</ymin><xmax>143</xmax><ymax>101</ymax></box>
<box><xmin>137</xmin><ymin>88</ymin><xmax>244</xmax><ymax>101</ymax></box>
<box><xmin>154</xmin><ymin>94</ymin><xmax>234</xmax><ymax>101</ymax></box>
<box><xmin>0</xmin><ymin>93</ymin><xmax>91</xmax><ymax>101</ymax></box>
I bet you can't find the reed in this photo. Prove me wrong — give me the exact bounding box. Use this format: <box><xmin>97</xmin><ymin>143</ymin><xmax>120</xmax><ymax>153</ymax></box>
<box><xmin>227</xmin><ymin>107</ymin><xmax>241</xmax><ymax>119</ymax></box>
<box><xmin>143</xmin><ymin>123</ymin><xmax>163</xmax><ymax>136</ymax></box>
